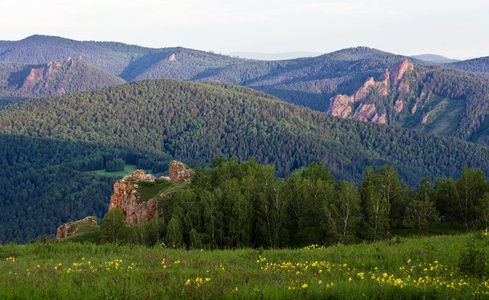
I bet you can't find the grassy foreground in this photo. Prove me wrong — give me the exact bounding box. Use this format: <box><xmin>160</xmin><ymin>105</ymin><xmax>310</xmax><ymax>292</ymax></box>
<box><xmin>1</xmin><ymin>234</ymin><xmax>489</xmax><ymax>299</ymax></box>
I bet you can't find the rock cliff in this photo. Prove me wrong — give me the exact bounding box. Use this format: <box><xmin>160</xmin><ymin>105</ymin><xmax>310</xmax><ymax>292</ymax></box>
<box><xmin>108</xmin><ymin>161</ymin><xmax>193</xmax><ymax>226</ymax></box>
<box><xmin>56</xmin><ymin>216</ymin><xmax>98</xmax><ymax>239</ymax></box>
<box><xmin>326</xmin><ymin>59</ymin><xmax>415</xmax><ymax>125</ymax></box>
<box><xmin>169</xmin><ymin>161</ymin><xmax>194</xmax><ymax>182</ymax></box>
<box><xmin>56</xmin><ymin>161</ymin><xmax>193</xmax><ymax>234</ymax></box>
<box><xmin>108</xmin><ymin>170</ymin><xmax>161</xmax><ymax>226</ymax></box>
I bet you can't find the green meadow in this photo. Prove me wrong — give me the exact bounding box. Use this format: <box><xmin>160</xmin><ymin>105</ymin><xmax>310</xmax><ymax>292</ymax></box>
<box><xmin>1</xmin><ymin>232</ymin><xmax>489</xmax><ymax>299</ymax></box>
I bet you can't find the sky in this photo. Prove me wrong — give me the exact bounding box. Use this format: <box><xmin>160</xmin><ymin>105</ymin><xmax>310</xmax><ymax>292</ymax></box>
<box><xmin>1</xmin><ymin>0</ymin><xmax>488</xmax><ymax>59</ymax></box>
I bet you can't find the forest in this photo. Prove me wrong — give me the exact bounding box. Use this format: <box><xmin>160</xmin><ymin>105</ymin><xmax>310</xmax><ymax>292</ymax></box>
<box><xmin>90</xmin><ymin>157</ymin><xmax>489</xmax><ymax>250</ymax></box>
<box><xmin>1</xmin><ymin>79</ymin><xmax>489</xmax><ymax>244</ymax></box>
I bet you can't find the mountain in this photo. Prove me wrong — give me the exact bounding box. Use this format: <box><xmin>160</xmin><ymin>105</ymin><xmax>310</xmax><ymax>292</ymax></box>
<box><xmin>3</xmin><ymin>36</ymin><xmax>489</xmax><ymax>147</ymax></box>
<box><xmin>410</xmin><ymin>54</ymin><xmax>459</xmax><ymax>64</ymax></box>
<box><xmin>323</xmin><ymin>58</ymin><xmax>489</xmax><ymax>144</ymax></box>
<box><xmin>227</xmin><ymin>51</ymin><xmax>323</xmax><ymax>60</ymax></box>
<box><xmin>2</xmin><ymin>79</ymin><xmax>489</xmax><ymax>243</ymax></box>
<box><xmin>0</xmin><ymin>36</ymin><xmax>413</xmax><ymax>112</ymax></box>
<box><xmin>448</xmin><ymin>57</ymin><xmax>489</xmax><ymax>77</ymax></box>
<box><xmin>0</xmin><ymin>57</ymin><xmax>125</xmax><ymax>106</ymax></box>
<box><xmin>0</xmin><ymin>35</ymin><xmax>246</xmax><ymax>80</ymax></box>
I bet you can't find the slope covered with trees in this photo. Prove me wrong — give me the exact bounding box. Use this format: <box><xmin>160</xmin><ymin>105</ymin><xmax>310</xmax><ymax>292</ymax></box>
<box><xmin>2</xmin><ymin>79</ymin><xmax>488</xmax><ymax>184</ymax></box>
<box><xmin>0</xmin><ymin>58</ymin><xmax>125</xmax><ymax>106</ymax></box>
<box><xmin>448</xmin><ymin>57</ymin><xmax>489</xmax><ymax>78</ymax></box>
<box><xmin>1</xmin><ymin>78</ymin><xmax>489</xmax><ymax>244</ymax></box>
<box><xmin>3</xmin><ymin>36</ymin><xmax>489</xmax><ymax>147</ymax></box>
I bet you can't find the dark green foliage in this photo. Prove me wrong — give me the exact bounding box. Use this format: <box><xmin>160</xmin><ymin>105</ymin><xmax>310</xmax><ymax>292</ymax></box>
<box><xmin>458</xmin><ymin>231</ymin><xmax>489</xmax><ymax>278</ymax></box>
<box><xmin>449</xmin><ymin>57</ymin><xmax>489</xmax><ymax>78</ymax></box>
<box><xmin>101</xmin><ymin>208</ymin><xmax>127</xmax><ymax>244</ymax></box>
<box><xmin>1</xmin><ymin>79</ymin><xmax>488</xmax><ymax>186</ymax></box>
<box><xmin>105</xmin><ymin>158</ymin><xmax>125</xmax><ymax>172</ymax></box>
<box><xmin>1</xmin><ymin>79</ymin><xmax>489</xmax><ymax>244</ymax></box>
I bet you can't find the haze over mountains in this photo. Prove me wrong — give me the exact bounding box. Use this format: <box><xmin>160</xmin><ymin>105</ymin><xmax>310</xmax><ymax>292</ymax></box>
<box><xmin>2</xmin><ymin>34</ymin><xmax>489</xmax><ymax>244</ymax></box>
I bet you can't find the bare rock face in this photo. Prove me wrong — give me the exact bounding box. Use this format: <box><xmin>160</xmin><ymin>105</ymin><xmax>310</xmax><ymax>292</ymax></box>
<box><xmin>327</xmin><ymin>95</ymin><xmax>354</xmax><ymax>118</ymax></box>
<box><xmin>421</xmin><ymin>113</ymin><xmax>430</xmax><ymax>124</ymax></box>
<box><xmin>108</xmin><ymin>170</ymin><xmax>159</xmax><ymax>226</ymax></box>
<box><xmin>20</xmin><ymin>57</ymin><xmax>83</xmax><ymax>96</ymax></box>
<box><xmin>394</xmin><ymin>99</ymin><xmax>404</xmax><ymax>113</ymax></box>
<box><xmin>325</xmin><ymin>59</ymin><xmax>415</xmax><ymax>125</ymax></box>
<box><xmin>56</xmin><ymin>216</ymin><xmax>98</xmax><ymax>239</ymax></box>
<box><xmin>169</xmin><ymin>161</ymin><xmax>194</xmax><ymax>182</ymax></box>
<box><xmin>353</xmin><ymin>103</ymin><xmax>377</xmax><ymax>122</ymax></box>
<box><xmin>389</xmin><ymin>59</ymin><xmax>414</xmax><ymax>86</ymax></box>
<box><xmin>168</xmin><ymin>53</ymin><xmax>177</xmax><ymax>61</ymax></box>
<box><xmin>372</xmin><ymin>113</ymin><xmax>387</xmax><ymax>124</ymax></box>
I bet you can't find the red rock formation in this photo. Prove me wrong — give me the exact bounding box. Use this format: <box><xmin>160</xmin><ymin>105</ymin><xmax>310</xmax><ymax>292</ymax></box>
<box><xmin>394</xmin><ymin>99</ymin><xmax>404</xmax><ymax>113</ymax></box>
<box><xmin>389</xmin><ymin>59</ymin><xmax>414</xmax><ymax>87</ymax></box>
<box><xmin>372</xmin><ymin>113</ymin><xmax>387</xmax><ymax>124</ymax></box>
<box><xmin>168</xmin><ymin>53</ymin><xmax>177</xmax><ymax>61</ymax></box>
<box><xmin>108</xmin><ymin>170</ymin><xmax>159</xmax><ymax>226</ymax></box>
<box><xmin>327</xmin><ymin>95</ymin><xmax>354</xmax><ymax>118</ymax></box>
<box><xmin>421</xmin><ymin>113</ymin><xmax>430</xmax><ymax>124</ymax></box>
<box><xmin>56</xmin><ymin>216</ymin><xmax>98</xmax><ymax>239</ymax></box>
<box><xmin>169</xmin><ymin>161</ymin><xmax>194</xmax><ymax>182</ymax></box>
<box><xmin>411</xmin><ymin>103</ymin><xmax>417</xmax><ymax>115</ymax></box>
<box><xmin>353</xmin><ymin>103</ymin><xmax>377</xmax><ymax>121</ymax></box>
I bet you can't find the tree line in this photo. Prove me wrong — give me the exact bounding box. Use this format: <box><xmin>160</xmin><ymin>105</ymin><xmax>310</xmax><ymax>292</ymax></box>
<box><xmin>102</xmin><ymin>157</ymin><xmax>489</xmax><ymax>249</ymax></box>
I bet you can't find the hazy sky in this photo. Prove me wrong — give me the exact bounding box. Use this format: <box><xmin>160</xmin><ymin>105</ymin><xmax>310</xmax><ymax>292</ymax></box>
<box><xmin>1</xmin><ymin>0</ymin><xmax>488</xmax><ymax>59</ymax></box>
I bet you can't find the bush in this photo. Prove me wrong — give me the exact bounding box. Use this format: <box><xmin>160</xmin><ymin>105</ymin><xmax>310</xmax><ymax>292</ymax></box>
<box><xmin>101</xmin><ymin>208</ymin><xmax>127</xmax><ymax>244</ymax></box>
<box><xmin>458</xmin><ymin>231</ymin><xmax>489</xmax><ymax>278</ymax></box>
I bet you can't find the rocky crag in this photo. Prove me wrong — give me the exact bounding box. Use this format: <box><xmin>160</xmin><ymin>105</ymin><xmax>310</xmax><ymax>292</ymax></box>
<box><xmin>327</xmin><ymin>59</ymin><xmax>415</xmax><ymax>124</ymax></box>
<box><xmin>56</xmin><ymin>161</ymin><xmax>194</xmax><ymax>238</ymax></box>
<box><xmin>56</xmin><ymin>216</ymin><xmax>98</xmax><ymax>239</ymax></box>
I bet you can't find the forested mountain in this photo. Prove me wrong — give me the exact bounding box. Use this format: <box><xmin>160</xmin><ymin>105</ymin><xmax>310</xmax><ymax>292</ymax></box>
<box><xmin>3</xmin><ymin>36</ymin><xmax>489</xmax><ymax>147</ymax></box>
<box><xmin>0</xmin><ymin>35</ymin><xmax>246</xmax><ymax>81</ymax></box>
<box><xmin>2</xmin><ymin>79</ymin><xmax>489</xmax><ymax>244</ymax></box>
<box><xmin>324</xmin><ymin>59</ymin><xmax>489</xmax><ymax>144</ymax></box>
<box><xmin>448</xmin><ymin>57</ymin><xmax>489</xmax><ymax>77</ymax></box>
<box><xmin>0</xmin><ymin>57</ymin><xmax>125</xmax><ymax>106</ymax></box>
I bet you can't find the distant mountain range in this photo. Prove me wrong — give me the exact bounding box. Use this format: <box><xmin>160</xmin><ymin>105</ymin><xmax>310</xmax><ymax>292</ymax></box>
<box><xmin>2</xmin><ymin>35</ymin><xmax>489</xmax><ymax>147</ymax></box>
<box><xmin>410</xmin><ymin>54</ymin><xmax>459</xmax><ymax>64</ymax></box>
<box><xmin>227</xmin><ymin>52</ymin><xmax>323</xmax><ymax>60</ymax></box>
<box><xmin>0</xmin><ymin>57</ymin><xmax>124</xmax><ymax>106</ymax></box>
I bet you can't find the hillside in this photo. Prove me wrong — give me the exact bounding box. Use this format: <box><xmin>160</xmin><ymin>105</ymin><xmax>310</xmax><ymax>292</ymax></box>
<box><xmin>448</xmin><ymin>56</ymin><xmax>489</xmax><ymax>77</ymax></box>
<box><xmin>3</xmin><ymin>36</ymin><xmax>489</xmax><ymax>146</ymax></box>
<box><xmin>0</xmin><ymin>58</ymin><xmax>125</xmax><ymax>105</ymax></box>
<box><xmin>410</xmin><ymin>54</ymin><xmax>459</xmax><ymax>64</ymax></box>
<box><xmin>0</xmin><ymin>35</ymin><xmax>245</xmax><ymax>81</ymax></box>
<box><xmin>1</xmin><ymin>79</ymin><xmax>489</xmax><ymax>243</ymax></box>
<box><xmin>323</xmin><ymin>58</ymin><xmax>489</xmax><ymax>143</ymax></box>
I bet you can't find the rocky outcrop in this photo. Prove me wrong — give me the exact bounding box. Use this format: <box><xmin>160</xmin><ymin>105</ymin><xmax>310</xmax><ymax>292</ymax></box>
<box><xmin>421</xmin><ymin>113</ymin><xmax>430</xmax><ymax>124</ymax></box>
<box><xmin>168</xmin><ymin>53</ymin><xmax>176</xmax><ymax>61</ymax></box>
<box><xmin>108</xmin><ymin>162</ymin><xmax>192</xmax><ymax>226</ymax></box>
<box><xmin>353</xmin><ymin>103</ymin><xmax>377</xmax><ymax>122</ymax></box>
<box><xmin>327</xmin><ymin>95</ymin><xmax>354</xmax><ymax>118</ymax></box>
<box><xmin>108</xmin><ymin>170</ymin><xmax>161</xmax><ymax>226</ymax></box>
<box><xmin>20</xmin><ymin>57</ymin><xmax>83</xmax><ymax>96</ymax></box>
<box><xmin>56</xmin><ymin>216</ymin><xmax>98</xmax><ymax>239</ymax></box>
<box><xmin>389</xmin><ymin>59</ymin><xmax>413</xmax><ymax>86</ymax></box>
<box><xmin>326</xmin><ymin>59</ymin><xmax>415</xmax><ymax>125</ymax></box>
<box><xmin>169</xmin><ymin>161</ymin><xmax>194</xmax><ymax>182</ymax></box>
<box><xmin>394</xmin><ymin>99</ymin><xmax>404</xmax><ymax>113</ymax></box>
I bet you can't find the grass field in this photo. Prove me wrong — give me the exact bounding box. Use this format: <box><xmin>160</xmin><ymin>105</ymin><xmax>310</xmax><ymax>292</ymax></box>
<box><xmin>91</xmin><ymin>164</ymin><xmax>139</xmax><ymax>178</ymax></box>
<box><xmin>1</xmin><ymin>232</ymin><xmax>489</xmax><ymax>299</ymax></box>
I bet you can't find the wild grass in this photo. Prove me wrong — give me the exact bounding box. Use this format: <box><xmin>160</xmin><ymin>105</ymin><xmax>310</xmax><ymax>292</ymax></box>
<box><xmin>91</xmin><ymin>164</ymin><xmax>139</xmax><ymax>178</ymax></box>
<box><xmin>1</xmin><ymin>232</ymin><xmax>489</xmax><ymax>299</ymax></box>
